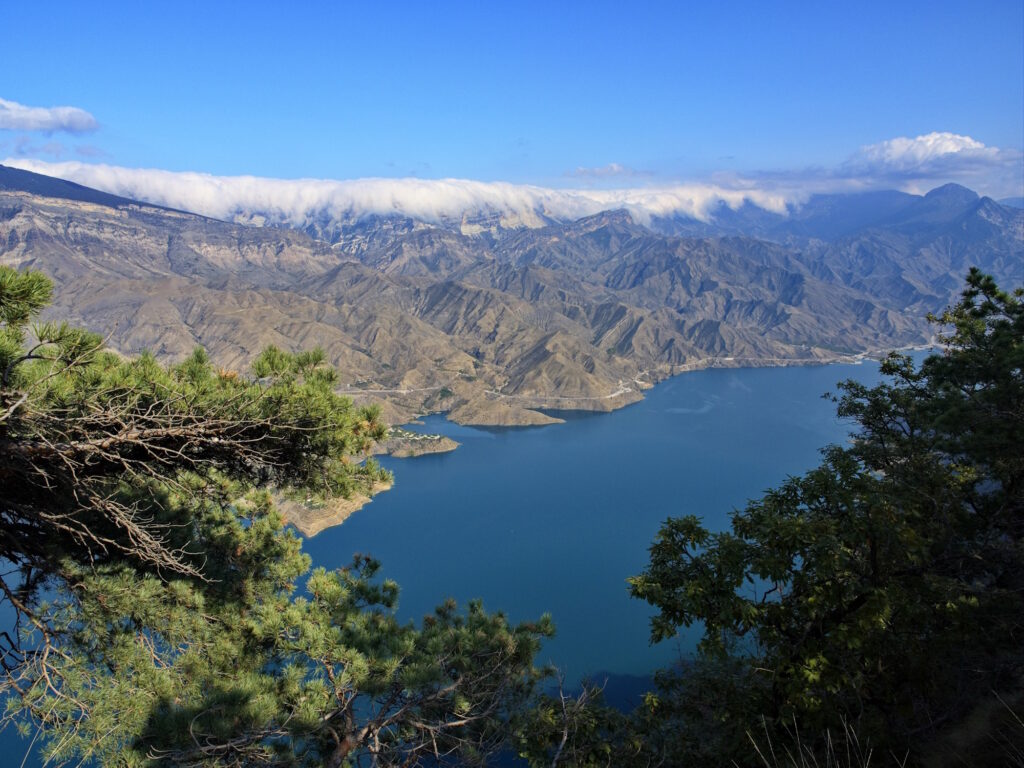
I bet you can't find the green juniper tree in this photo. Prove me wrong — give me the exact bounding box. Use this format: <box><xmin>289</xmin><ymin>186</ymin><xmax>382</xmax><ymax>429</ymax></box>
<box><xmin>626</xmin><ymin>269</ymin><xmax>1024</xmax><ymax>765</ymax></box>
<box><xmin>0</xmin><ymin>266</ymin><xmax>552</xmax><ymax>766</ymax></box>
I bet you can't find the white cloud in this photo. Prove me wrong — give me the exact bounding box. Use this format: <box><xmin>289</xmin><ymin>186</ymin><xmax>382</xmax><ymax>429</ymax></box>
<box><xmin>850</xmin><ymin>132</ymin><xmax>992</xmax><ymax>171</ymax></box>
<box><xmin>839</xmin><ymin>132</ymin><xmax>1022</xmax><ymax>195</ymax></box>
<box><xmin>0</xmin><ymin>98</ymin><xmax>98</xmax><ymax>133</ymax></box>
<box><xmin>3</xmin><ymin>132</ymin><xmax>1019</xmax><ymax>230</ymax></box>
<box><xmin>0</xmin><ymin>159</ymin><xmax>791</xmax><ymax>226</ymax></box>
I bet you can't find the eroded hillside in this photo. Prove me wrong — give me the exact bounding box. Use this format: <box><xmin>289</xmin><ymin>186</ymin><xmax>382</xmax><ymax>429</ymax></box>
<box><xmin>2</xmin><ymin>165</ymin><xmax>1020</xmax><ymax>426</ymax></box>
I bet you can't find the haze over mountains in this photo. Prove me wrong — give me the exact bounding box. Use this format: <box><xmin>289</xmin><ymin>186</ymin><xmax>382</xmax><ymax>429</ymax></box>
<box><xmin>1</xmin><ymin>163</ymin><xmax>1021</xmax><ymax>426</ymax></box>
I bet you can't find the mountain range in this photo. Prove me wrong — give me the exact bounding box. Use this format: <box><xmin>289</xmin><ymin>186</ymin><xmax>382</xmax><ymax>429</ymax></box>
<box><xmin>1</xmin><ymin>163</ymin><xmax>1021</xmax><ymax>426</ymax></box>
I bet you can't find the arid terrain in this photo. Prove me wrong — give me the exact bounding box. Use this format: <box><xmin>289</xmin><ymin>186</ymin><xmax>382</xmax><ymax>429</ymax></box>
<box><xmin>2</xmin><ymin>164</ymin><xmax>1020</xmax><ymax>426</ymax></box>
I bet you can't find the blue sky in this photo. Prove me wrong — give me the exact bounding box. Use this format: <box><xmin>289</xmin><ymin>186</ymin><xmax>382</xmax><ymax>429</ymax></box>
<box><xmin>1</xmin><ymin>0</ymin><xmax>1022</xmax><ymax>201</ymax></box>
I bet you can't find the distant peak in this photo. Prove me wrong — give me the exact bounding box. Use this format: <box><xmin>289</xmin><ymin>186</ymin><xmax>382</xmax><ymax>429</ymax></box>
<box><xmin>924</xmin><ymin>183</ymin><xmax>979</xmax><ymax>204</ymax></box>
<box><xmin>571</xmin><ymin>208</ymin><xmax>636</xmax><ymax>231</ymax></box>
<box><xmin>594</xmin><ymin>208</ymin><xmax>635</xmax><ymax>225</ymax></box>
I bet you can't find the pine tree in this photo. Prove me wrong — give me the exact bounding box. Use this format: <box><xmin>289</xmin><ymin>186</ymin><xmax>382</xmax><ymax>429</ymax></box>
<box><xmin>0</xmin><ymin>266</ymin><xmax>552</xmax><ymax>766</ymax></box>
<box><xmin>627</xmin><ymin>270</ymin><xmax>1023</xmax><ymax>764</ymax></box>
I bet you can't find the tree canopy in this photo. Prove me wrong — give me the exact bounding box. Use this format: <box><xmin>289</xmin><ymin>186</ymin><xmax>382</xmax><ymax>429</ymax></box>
<box><xmin>3</xmin><ymin>263</ymin><xmax>1021</xmax><ymax>767</ymax></box>
<box><xmin>0</xmin><ymin>265</ymin><xmax>552</xmax><ymax>766</ymax></box>
<box><xmin>628</xmin><ymin>268</ymin><xmax>1024</xmax><ymax>764</ymax></box>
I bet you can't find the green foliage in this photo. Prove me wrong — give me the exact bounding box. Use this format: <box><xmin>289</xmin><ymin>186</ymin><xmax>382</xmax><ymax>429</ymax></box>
<box><xmin>0</xmin><ymin>266</ymin><xmax>552</xmax><ymax>766</ymax></box>
<box><xmin>514</xmin><ymin>682</ymin><xmax>643</xmax><ymax>767</ymax></box>
<box><xmin>629</xmin><ymin>269</ymin><xmax>1024</xmax><ymax>764</ymax></box>
<box><xmin>1</xmin><ymin>269</ymin><xmax>390</xmax><ymax>581</ymax></box>
<box><xmin>9</xmin><ymin>263</ymin><xmax>1019</xmax><ymax>766</ymax></box>
<box><xmin>0</xmin><ymin>266</ymin><xmax>51</xmax><ymax>334</ymax></box>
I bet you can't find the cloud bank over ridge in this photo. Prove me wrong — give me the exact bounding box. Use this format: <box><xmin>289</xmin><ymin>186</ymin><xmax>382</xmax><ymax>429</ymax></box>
<box><xmin>0</xmin><ymin>158</ymin><xmax>793</xmax><ymax>226</ymax></box>
<box><xmin>4</xmin><ymin>133</ymin><xmax>1020</xmax><ymax>229</ymax></box>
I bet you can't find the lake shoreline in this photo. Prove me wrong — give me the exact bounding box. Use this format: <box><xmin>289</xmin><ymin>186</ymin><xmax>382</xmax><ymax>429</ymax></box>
<box><xmin>413</xmin><ymin>342</ymin><xmax>940</xmax><ymax>428</ymax></box>
<box><xmin>280</xmin><ymin>480</ymin><xmax>394</xmax><ymax>538</ymax></box>
<box><xmin>301</xmin><ymin>347</ymin><xmax>937</xmax><ymax>539</ymax></box>
<box><xmin>304</xmin><ymin>355</ymin><xmax>912</xmax><ymax>681</ymax></box>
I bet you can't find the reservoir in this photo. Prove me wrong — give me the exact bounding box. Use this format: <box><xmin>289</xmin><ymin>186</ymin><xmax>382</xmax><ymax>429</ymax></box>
<box><xmin>1</xmin><ymin>355</ymin><xmax>908</xmax><ymax>760</ymax></box>
<box><xmin>302</xmin><ymin>357</ymin><xmax>901</xmax><ymax>683</ymax></box>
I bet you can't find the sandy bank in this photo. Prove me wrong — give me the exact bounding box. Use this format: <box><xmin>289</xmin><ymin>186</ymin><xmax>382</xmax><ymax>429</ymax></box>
<box><xmin>279</xmin><ymin>481</ymin><xmax>393</xmax><ymax>538</ymax></box>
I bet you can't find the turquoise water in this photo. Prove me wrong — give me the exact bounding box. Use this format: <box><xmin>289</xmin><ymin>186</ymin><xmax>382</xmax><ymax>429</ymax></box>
<box><xmin>1</xmin><ymin>357</ymin><xmax>902</xmax><ymax>760</ymax></box>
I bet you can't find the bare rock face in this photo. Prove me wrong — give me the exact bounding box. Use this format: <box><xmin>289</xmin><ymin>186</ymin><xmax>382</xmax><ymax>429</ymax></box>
<box><xmin>2</xmin><ymin>164</ymin><xmax>1021</xmax><ymax>427</ymax></box>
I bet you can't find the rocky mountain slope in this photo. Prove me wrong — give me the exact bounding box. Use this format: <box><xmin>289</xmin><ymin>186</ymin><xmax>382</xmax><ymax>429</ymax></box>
<box><xmin>1</xmin><ymin>164</ymin><xmax>1020</xmax><ymax>426</ymax></box>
